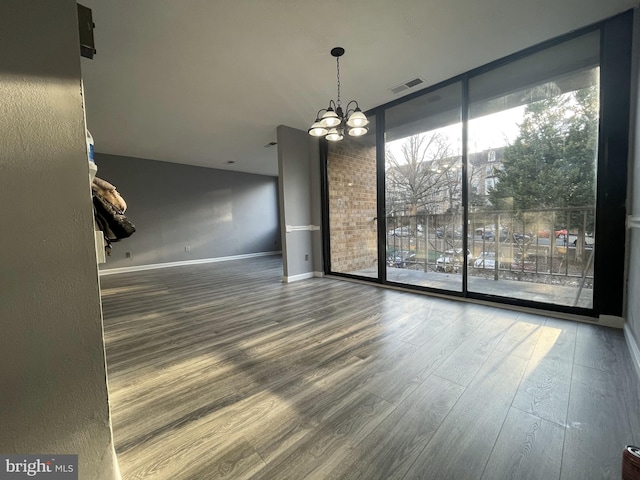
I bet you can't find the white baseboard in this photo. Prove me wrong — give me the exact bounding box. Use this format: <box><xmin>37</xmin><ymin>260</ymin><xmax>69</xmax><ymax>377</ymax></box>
<box><xmin>99</xmin><ymin>251</ymin><xmax>282</xmax><ymax>276</ymax></box>
<box><xmin>597</xmin><ymin>314</ymin><xmax>625</xmax><ymax>329</ymax></box>
<box><xmin>624</xmin><ymin>323</ymin><xmax>640</xmax><ymax>380</ymax></box>
<box><xmin>282</xmin><ymin>272</ymin><xmax>315</xmax><ymax>283</ymax></box>
<box><xmin>313</xmin><ymin>271</ymin><xmax>324</xmax><ymax>278</ymax></box>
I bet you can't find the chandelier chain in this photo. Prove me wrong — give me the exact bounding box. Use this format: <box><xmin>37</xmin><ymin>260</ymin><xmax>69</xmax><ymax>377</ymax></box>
<box><xmin>336</xmin><ymin>56</ymin><xmax>341</xmax><ymax>108</ymax></box>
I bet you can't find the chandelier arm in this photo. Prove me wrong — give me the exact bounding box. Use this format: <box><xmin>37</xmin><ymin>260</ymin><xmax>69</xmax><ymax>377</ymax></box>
<box><xmin>344</xmin><ymin>100</ymin><xmax>360</xmax><ymax>116</ymax></box>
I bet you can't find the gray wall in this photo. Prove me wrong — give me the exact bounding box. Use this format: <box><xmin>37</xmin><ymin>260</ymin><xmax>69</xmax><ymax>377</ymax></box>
<box><xmin>0</xmin><ymin>1</ymin><xmax>119</xmax><ymax>478</ymax></box>
<box><xmin>277</xmin><ymin>126</ymin><xmax>323</xmax><ymax>280</ymax></box>
<box><xmin>309</xmin><ymin>134</ymin><xmax>324</xmax><ymax>272</ymax></box>
<box><xmin>626</xmin><ymin>9</ymin><xmax>640</xmax><ymax>366</ymax></box>
<box><xmin>94</xmin><ymin>154</ymin><xmax>281</xmax><ymax>269</ymax></box>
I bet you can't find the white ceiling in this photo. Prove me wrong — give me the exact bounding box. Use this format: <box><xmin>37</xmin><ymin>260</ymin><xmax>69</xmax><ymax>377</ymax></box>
<box><xmin>80</xmin><ymin>0</ymin><xmax>637</xmax><ymax>177</ymax></box>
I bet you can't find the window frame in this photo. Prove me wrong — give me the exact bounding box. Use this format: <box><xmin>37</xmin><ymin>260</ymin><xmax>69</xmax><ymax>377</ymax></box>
<box><xmin>321</xmin><ymin>9</ymin><xmax>633</xmax><ymax>318</ymax></box>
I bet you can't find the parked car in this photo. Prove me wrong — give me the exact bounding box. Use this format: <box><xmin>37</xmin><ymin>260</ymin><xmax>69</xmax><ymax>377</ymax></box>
<box><xmin>388</xmin><ymin>250</ymin><xmax>417</xmax><ymax>268</ymax></box>
<box><xmin>436</xmin><ymin>226</ymin><xmax>462</xmax><ymax>239</ymax></box>
<box><xmin>388</xmin><ymin>226</ymin><xmax>411</xmax><ymax>237</ymax></box>
<box><xmin>512</xmin><ymin>232</ymin><xmax>531</xmax><ymax>243</ymax></box>
<box><xmin>475</xmin><ymin>227</ymin><xmax>509</xmax><ymax>241</ymax></box>
<box><xmin>475</xmin><ymin>226</ymin><xmax>493</xmax><ymax>238</ymax></box>
<box><xmin>436</xmin><ymin>249</ymin><xmax>471</xmax><ymax>273</ymax></box>
<box><xmin>479</xmin><ymin>230</ymin><xmax>494</xmax><ymax>240</ymax></box>
<box><xmin>537</xmin><ymin>229</ymin><xmax>568</xmax><ymax>238</ymax></box>
<box><xmin>473</xmin><ymin>251</ymin><xmax>504</xmax><ymax>269</ymax></box>
<box><xmin>510</xmin><ymin>254</ymin><xmax>538</xmax><ymax>272</ymax></box>
<box><xmin>568</xmin><ymin>233</ymin><xmax>595</xmax><ymax>248</ymax></box>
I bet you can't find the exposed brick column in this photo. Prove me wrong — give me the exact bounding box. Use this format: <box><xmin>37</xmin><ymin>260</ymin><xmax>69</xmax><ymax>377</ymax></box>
<box><xmin>327</xmin><ymin>138</ymin><xmax>377</xmax><ymax>273</ymax></box>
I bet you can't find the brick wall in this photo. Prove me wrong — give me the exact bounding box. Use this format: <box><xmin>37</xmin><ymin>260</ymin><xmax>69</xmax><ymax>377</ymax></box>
<box><xmin>328</xmin><ymin>138</ymin><xmax>378</xmax><ymax>274</ymax></box>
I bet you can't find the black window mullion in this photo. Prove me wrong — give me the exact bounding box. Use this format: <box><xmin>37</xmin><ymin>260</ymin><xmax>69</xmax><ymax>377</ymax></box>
<box><xmin>376</xmin><ymin>107</ymin><xmax>387</xmax><ymax>284</ymax></box>
<box><xmin>461</xmin><ymin>76</ymin><xmax>470</xmax><ymax>295</ymax></box>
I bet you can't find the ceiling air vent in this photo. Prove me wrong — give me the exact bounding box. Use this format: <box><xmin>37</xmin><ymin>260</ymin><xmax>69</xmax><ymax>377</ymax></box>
<box><xmin>389</xmin><ymin>77</ymin><xmax>425</xmax><ymax>95</ymax></box>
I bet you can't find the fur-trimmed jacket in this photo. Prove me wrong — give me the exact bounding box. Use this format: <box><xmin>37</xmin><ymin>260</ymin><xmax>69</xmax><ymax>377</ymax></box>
<box><xmin>92</xmin><ymin>177</ymin><xmax>127</xmax><ymax>212</ymax></box>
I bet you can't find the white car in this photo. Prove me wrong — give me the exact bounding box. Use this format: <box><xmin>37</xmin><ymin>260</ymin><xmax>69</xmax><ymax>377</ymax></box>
<box><xmin>436</xmin><ymin>249</ymin><xmax>471</xmax><ymax>273</ymax></box>
<box><xmin>388</xmin><ymin>226</ymin><xmax>411</xmax><ymax>237</ymax></box>
<box><xmin>473</xmin><ymin>252</ymin><xmax>502</xmax><ymax>269</ymax></box>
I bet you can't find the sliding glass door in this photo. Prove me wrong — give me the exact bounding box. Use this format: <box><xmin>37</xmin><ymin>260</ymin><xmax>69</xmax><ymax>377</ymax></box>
<box><xmin>384</xmin><ymin>82</ymin><xmax>463</xmax><ymax>291</ymax></box>
<box><xmin>467</xmin><ymin>31</ymin><xmax>599</xmax><ymax>308</ymax></box>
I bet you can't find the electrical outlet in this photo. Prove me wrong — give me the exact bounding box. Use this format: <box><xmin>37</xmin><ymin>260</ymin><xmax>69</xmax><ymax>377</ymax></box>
<box><xmin>125</xmin><ymin>252</ymin><xmax>131</xmax><ymax>258</ymax></box>
<box><xmin>185</xmin><ymin>246</ymin><xmax>191</xmax><ymax>253</ymax></box>
<box><xmin>305</xmin><ymin>254</ymin><xmax>309</xmax><ymax>261</ymax></box>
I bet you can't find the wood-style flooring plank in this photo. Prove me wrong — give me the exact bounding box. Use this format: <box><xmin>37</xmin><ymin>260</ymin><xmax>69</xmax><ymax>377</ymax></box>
<box><xmin>402</xmin><ymin>351</ymin><xmax>529</xmax><ymax>480</ymax></box>
<box><xmin>364</xmin><ymin>312</ymin><xmax>491</xmax><ymax>405</ymax></box>
<box><xmin>120</xmin><ymin>437</ymin><xmax>265</xmax><ymax>480</ymax></box>
<box><xmin>239</xmin><ymin>355</ymin><xmax>369</xmax><ymax>463</ymax></box>
<box><xmin>494</xmin><ymin>314</ymin><xmax>546</xmax><ymax>359</ymax></box>
<box><xmin>561</xmin><ymin>363</ymin><xmax>634</xmax><ymax>480</ymax></box>
<box><xmin>574</xmin><ymin>323</ymin><xmax>640</xmax><ymax>444</ymax></box>
<box><xmin>432</xmin><ymin>314</ymin><xmax>515</xmax><ymax>386</ymax></box>
<box><xmin>511</xmin><ymin>318</ymin><xmax>577</xmax><ymax>426</ymax></box>
<box><xmin>574</xmin><ymin>322</ymin><xmax>626</xmax><ymax>373</ymax></box>
<box><xmin>620</xmin><ymin>348</ymin><xmax>640</xmax><ymax>445</ymax></box>
<box><xmin>397</xmin><ymin>304</ymin><xmax>461</xmax><ymax>346</ymax></box>
<box><xmin>325</xmin><ymin>374</ymin><xmax>464</xmax><ymax>480</ymax></box>
<box><xmin>249</xmin><ymin>390</ymin><xmax>395</xmax><ymax>480</ymax></box>
<box><xmin>480</xmin><ymin>407</ymin><xmax>564</xmax><ymax>480</ymax></box>
<box><xmin>99</xmin><ymin>256</ymin><xmax>640</xmax><ymax>480</ymax></box>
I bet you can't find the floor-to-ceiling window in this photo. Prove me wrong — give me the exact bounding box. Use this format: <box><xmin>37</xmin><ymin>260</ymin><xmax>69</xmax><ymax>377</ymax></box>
<box><xmin>323</xmin><ymin>11</ymin><xmax>631</xmax><ymax>318</ymax></box>
<box><xmin>384</xmin><ymin>82</ymin><xmax>464</xmax><ymax>291</ymax></box>
<box><xmin>466</xmin><ymin>31</ymin><xmax>600</xmax><ymax>308</ymax></box>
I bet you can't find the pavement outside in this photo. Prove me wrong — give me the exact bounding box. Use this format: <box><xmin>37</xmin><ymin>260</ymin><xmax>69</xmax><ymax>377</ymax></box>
<box><xmin>347</xmin><ymin>266</ymin><xmax>593</xmax><ymax>309</ymax></box>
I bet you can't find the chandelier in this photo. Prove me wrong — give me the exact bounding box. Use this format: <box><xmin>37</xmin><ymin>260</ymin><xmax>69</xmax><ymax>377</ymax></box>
<box><xmin>308</xmin><ymin>47</ymin><xmax>369</xmax><ymax>141</ymax></box>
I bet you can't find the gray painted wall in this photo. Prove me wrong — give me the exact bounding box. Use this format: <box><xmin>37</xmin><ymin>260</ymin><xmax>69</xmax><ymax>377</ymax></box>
<box><xmin>94</xmin><ymin>154</ymin><xmax>281</xmax><ymax>269</ymax></box>
<box><xmin>277</xmin><ymin>126</ymin><xmax>322</xmax><ymax>280</ymax></box>
<box><xmin>0</xmin><ymin>2</ymin><xmax>119</xmax><ymax>478</ymax></box>
<box><xmin>626</xmin><ymin>9</ymin><xmax>640</xmax><ymax>365</ymax></box>
<box><xmin>309</xmin><ymin>136</ymin><xmax>324</xmax><ymax>272</ymax></box>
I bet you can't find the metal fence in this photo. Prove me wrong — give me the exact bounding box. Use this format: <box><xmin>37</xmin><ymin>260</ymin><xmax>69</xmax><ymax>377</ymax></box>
<box><xmin>386</xmin><ymin>206</ymin><xmax>595</xmax><ymax>284</ymax></box>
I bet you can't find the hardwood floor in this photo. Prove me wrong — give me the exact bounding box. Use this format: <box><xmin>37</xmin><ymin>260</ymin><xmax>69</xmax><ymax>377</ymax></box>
<box><xmin>100</xmin><ymin>255</ymin><xmax>640</xmax><ymax>480</ymax></box>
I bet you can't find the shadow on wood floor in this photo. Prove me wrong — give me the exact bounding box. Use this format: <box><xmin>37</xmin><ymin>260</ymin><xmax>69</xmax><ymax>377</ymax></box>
<box><xmin>100</xmin><ymin>255</ymin><xmax>640</xmax><ymax>480</ymax></box>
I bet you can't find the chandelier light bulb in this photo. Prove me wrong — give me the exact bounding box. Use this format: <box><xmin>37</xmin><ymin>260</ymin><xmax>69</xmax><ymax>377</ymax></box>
<box><xmin>326</xmin><ymin>128</ymin><xmax>343</xmax><ymax>141</ymax></box>
<box><xmin>308</xmin><ymin>120</ymin><xmax>328</xmax><ymax>137</ymax></box>
<box><xmin>346</xmin><ymin>109</ymin><xmax>368</xmax><ymax>128</ymax></box>
<box><xmin>348</xmin><ymin>126</ymin><xmax>368</xmax><ymax>137</ymax></box>
<box><xmin>320</xmin><ymin>109</ymin><xmax>341</xmax><ymax>128</ymax></box>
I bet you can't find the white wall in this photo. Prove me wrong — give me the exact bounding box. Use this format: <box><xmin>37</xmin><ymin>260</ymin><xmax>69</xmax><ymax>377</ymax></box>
<box><xmin>0</xmin><ymin>1</ymin><xmax>120</xmax><ymax>478</ymax></box>
<box><xmin>626</xmin><ymin>8</ymin><xmax>640</xmax><ymax>374</ymax></box>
